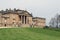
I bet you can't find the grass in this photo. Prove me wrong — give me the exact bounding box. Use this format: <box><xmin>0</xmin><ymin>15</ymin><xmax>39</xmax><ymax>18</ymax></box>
<box><xmin>0</xmin><ymin>28</ymin><xmax>60</xmax><ymax>40</ymax></box>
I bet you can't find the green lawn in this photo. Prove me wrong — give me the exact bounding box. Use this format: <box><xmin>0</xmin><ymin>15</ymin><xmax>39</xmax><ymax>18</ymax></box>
<box><xmin>0</xmin><ymin>28</ymin><xmax>60</xmax><ymax>40</ymax></box>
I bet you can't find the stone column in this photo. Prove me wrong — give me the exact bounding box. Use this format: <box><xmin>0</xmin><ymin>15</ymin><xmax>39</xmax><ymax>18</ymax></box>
<box><xmin>27</xmin><ymin>17</ymin><xmax>29</xmax><ymax>24</ymax></box>
<box><xmin>21</xmin><ymin>15</ymin><xmax>22</xmax><ymax>24</ymax></box>
<box><xmin>24</xmin><ymin>16</ymin><xmax>25</xmax><ymax>24</ymax></box>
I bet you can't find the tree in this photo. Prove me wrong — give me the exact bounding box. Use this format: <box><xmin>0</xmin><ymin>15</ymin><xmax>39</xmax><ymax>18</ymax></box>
<box><xmin>55</xmin><ymin>14</ymin><xmax>59</xmax><ymax>28</ymax></box>
<box><xmin>49</xmin><ymin>13</ymin><xmax>60</xmax><ymax>28</ymax></box>
<box><xmin>49</xmin><ymin>18</ymin><xmax>55</xmax><ymax>27</ymax></box>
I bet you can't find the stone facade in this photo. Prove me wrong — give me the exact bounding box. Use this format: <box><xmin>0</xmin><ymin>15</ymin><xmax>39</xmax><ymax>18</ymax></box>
<box><xmin>32</xmin><ymin>17</ymin><xmax>46</xmax><ymax>28</ymax></box>
<box><xmin>0</xmin><ymin>9</ymin><xmax>46</xmax><ymax>28</ymax></box>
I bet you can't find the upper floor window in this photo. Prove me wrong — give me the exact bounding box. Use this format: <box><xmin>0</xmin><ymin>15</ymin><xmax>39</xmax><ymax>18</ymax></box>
<box><xmin>13</xmin><ymin>19</ymin><xmax>15</xmax><ymax>20</ymax></box>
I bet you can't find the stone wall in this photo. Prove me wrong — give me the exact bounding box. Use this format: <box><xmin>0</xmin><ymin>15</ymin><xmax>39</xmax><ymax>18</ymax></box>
<box><xmin>0</xmin><ymin>9</ymin><xmax>46</xmax><ymax>28</ymax></box>
<box><xmin>0</xmin><ymin>13</ymin><xmax>20</xmax><ymax>27</ymax></box>
<box><xmin>33</xmin><ymin>17</ymin><xmax>46</xmax><ymax>28</ymax></box>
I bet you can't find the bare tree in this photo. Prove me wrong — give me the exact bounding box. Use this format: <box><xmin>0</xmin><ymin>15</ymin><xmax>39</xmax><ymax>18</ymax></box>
<box><xmin>55</xmin><ymin>14</ymin><xmax>59</xmax><ymax>28</ymax></box>
<box><xmin>49</xmin><ymin>13</ymin><xmax>60</xmax><ymax>28</ymax></box>
<box><xmin>49</xmin><ymin>18</ymin><xmax>55</xmax><ymax>27</ymax></box>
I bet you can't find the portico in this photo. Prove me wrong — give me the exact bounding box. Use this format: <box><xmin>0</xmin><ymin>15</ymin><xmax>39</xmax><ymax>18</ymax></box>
<box><xmin>19</xmin><ymin>15</ymin><xmax>27</xmax><ymax>24</ymax></box>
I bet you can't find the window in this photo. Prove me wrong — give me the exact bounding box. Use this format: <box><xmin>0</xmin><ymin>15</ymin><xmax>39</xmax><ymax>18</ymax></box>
<box><xmin>13</xmin><ymin>19</ymin><xmax>15</xmax><ymax>20</ymax></box>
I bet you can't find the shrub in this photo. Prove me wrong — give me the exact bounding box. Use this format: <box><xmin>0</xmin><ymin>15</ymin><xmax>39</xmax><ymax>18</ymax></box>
<box><xmin>43</xmin><ymin>26</ymin><xmax>49</xmax><ymax>29</ymax></box>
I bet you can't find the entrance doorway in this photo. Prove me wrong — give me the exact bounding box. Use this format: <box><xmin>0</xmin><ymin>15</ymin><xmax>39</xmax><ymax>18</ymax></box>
<box><xmin>4</xmin><ymin>24</ymin><xmax>6</xmax><ymax>26</ymax></box>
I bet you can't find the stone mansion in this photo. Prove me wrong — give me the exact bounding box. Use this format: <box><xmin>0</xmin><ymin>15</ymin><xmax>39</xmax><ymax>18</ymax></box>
<box><xmin>0</xmin><ymin>8</ymin><xmax>46</xmax><ymax>28</ymax></box>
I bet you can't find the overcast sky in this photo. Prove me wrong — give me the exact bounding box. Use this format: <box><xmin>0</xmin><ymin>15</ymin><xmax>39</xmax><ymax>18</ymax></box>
<box><xmin>0</xmin><ymin>0</ymin><xmax>60</xmax><ymax>25</ymax></box>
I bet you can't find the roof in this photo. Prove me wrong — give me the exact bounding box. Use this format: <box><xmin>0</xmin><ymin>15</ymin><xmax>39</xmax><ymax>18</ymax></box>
<box><xmin>0</xmin><ymin>9</ymin><xmax>32</xmax><ymax>17</ymax></box>
<box><xmin>33</xmin><ymin>17</ymin><xmax>46</xmax><ymax>20</ymax></box>
<box><xmin>17</xmin><ymin>10</ymin><xmax>32</xmax><ymax>17</ymax></box>
<box><xmin>22</xmin><ymin>10</ymin><xmax>32</xmax><ymax>17</ymax></box>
